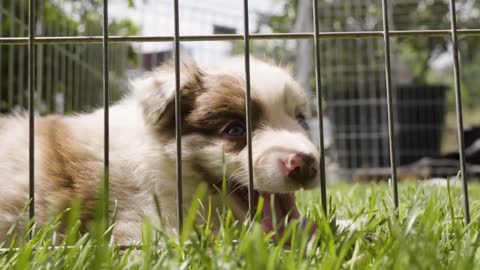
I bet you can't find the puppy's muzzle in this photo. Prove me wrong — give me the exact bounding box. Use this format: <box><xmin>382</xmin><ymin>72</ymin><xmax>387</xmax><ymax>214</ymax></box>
<box><xmin>281</xmin><ymin>152</ymin><xmax>318</xmax><ymax>184</ymax></box>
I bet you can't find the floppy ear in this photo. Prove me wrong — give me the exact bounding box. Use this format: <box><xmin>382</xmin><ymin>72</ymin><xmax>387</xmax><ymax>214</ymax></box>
<box><xmin>133</xmin><ymin>60</ymin><xmax>204</xmax><ymax>127</ymax></box>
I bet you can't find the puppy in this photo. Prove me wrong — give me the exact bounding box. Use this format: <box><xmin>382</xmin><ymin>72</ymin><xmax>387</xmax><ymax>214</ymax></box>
<box><xmin>0</xmin><ymin>57</ymin><xmax>320</xmax><ymax>243</ymax></box>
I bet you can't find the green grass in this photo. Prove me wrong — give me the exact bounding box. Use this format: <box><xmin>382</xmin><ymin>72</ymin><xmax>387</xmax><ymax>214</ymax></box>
<box><xmin>2</xmin><ymin>180</ymin><xmax>480</xmax><ymax>269</ymax></box>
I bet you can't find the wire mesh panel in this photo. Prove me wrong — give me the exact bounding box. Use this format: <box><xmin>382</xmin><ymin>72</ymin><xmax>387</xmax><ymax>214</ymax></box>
<box><xmin>0</xmin><ymin>1</ymin><xmax>130</xmax><ymax>115</ymax></box>
<box><xmin>0</xmin><ymin>0</ymin><xmax>479</xmax><ymax>244</ymax></box>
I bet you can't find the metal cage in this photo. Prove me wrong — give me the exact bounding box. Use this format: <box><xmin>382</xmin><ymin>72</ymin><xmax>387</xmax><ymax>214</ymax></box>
<box><xmin>0</xmin><ymin>0</ymin><xmax>479</xmax><ymax>240</ymax></box>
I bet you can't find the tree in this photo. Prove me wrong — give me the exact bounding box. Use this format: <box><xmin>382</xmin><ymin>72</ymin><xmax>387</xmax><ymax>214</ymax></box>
<box><xmin>248</xmin><ymin>0</ymin><xmax>480</xmax><ymax>111</ymax></box>
<box><xmin>0</xmin><ymin>0</ymin><xmax>139</xmax><ymax>113</ymax></box>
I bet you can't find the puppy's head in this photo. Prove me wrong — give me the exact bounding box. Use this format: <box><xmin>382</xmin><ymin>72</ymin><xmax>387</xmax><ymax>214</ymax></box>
<box><xmin>134</xmin><ymin>57</ymin><xmax>320</xmax><ymax>232</ymax></box>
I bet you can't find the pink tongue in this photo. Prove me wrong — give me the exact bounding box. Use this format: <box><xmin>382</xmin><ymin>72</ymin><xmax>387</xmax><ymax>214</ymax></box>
<box><xmin>260</xmin><ymin>192</ymin><xmax>300</xmax><ymax>233</ymax></box>
<box><xmin>258</xmin><ymin>193</ymin><xmax>318</xmax><ymax>241</ymax></box>
<box><xmin>261</xmin><ymin>193</ymin><xmax>274</xmax><ymax>232</ymax></box>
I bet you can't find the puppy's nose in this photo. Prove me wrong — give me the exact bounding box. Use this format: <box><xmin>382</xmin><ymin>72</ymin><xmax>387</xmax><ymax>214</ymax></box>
<box><xmin>283</xmin><ymin>153</ymin><xmax>318</xmax><ymax>183</ymax></box>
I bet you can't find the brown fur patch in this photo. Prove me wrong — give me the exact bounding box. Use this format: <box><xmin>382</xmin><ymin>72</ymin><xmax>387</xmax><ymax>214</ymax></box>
<box><xmin>184</xmin><ymin>74</ymin><xmax>263</xmax><ymax>152</ymax></box>
<box><xmin>155</xmin><ymin>69</ymin><xmax>263</xmax><ymax>153</ymax></box>
<box><xmin>151</xmin><ymin>65</ymin><xmax>207</xmax><ymax>135</ymax></box>
<box><xmin>36</xmin><ymin>117</ymin><xmax>102</xmax><ymax>229</ymax></box>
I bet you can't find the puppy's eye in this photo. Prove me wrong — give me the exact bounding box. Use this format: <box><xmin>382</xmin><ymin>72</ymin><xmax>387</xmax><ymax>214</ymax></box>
<box><xmin>223</xmin><ymin>123</ymin><xmax>246</xmax><ymax>137</ymax></box>
<box><xmin>296</xmin><ymin>113</ymin><xmax>309</xmax><ymax>130</ymax></box>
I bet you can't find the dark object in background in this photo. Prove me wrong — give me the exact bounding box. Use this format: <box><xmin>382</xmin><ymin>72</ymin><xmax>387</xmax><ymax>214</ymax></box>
<box><xmin>443</xmin><ymin>126</ymin><xmax>480</xmax><ymax>166</ymax></box>
<box><xmin>327</xmin><ymin>85</ymin><xmax>389</xmax><ymax>170</ymax></box>
<box><xmin>405</xmin><ymin>126</ymin><xmax>480</xmax><ymax>178</ymax></box>
<box><xmin>395</xmin><ymin>85</ymin><xmax>448</xmax><ymax>165</ymax></box>
<box><xmin>141</xmin><ymin>51</ymin><xmax>173</xmax><ymax>71</ymax></box>
<box><xmin>327</xmin><ymin>84</ymin><xmax>448</xmax><ymax>176</ymax></box>
<box><xmin>443</xmin><ymin>126</ymin><xmax>480</xmax><ymax>165</ymax></box>
<box><xmin>464</xmin><ymin>126</ymin><xmax>480</xmax><ymax>149</ymax></box>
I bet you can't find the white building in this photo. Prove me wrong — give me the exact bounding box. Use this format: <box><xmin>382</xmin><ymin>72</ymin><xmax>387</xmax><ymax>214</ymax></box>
<box><xmin>110</xmin><ymin>0</ymin><xmax>281</xmax><ymax>67</ymax></box>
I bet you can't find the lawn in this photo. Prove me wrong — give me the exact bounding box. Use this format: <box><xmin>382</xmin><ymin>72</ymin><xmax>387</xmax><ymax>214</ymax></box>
<box><xmin>1</xmin><ymin>180</ymin><xmax>480</xmax><ymax>269</ymax></box>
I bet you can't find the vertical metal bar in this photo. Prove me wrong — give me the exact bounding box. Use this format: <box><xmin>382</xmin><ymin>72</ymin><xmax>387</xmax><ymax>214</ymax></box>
<box><xmin>45</xmin><ymin>22</ymin><xmax>53</xmax><ymax>112</ymax></box>
<box><xmin>96</xmin><ymin>45</ymin><xmax>102</xmax><ymax>108</ymax></box>
<box><xmin>66</xmin><ymin>43</ymin><xmax>73</xmax><ymax>113</ymax></box>
<box><xmin>56</xmin><ymin>9</ymin><xmax>63</xmax><ymax>114</ymax></box>
<box><xmin>96</xmin><ymin>46</ymin><xmax>102</xmax><ymax>108</ymax></box>
<box><xmin>173</xmin><ymin>0</ymin><xmax>184</xmax><ymax>232</ymax></box>
<box><xmin>28</xmin><ymin>0</ymin><xmax>36</xmax><ymax>237</ymax></box>
<box><xmin>79</xmin><ymin>48</ymin><xmax>85</xmax><ymax>111</ymax></box>
<box><xmin>8</xmin><ymin>1</ymin><xmax>14</xmax><ymax>110</ymax></box>
<box><xmin>448</xmin><ymin>0</ymin><xmax>470</xmax><ymax>224</ymax></box>
<box><xmin>18</xmin><ymin>0</ymin><xmax>26</xmax><ymax>109</ymax></box>
<box><xmin>66</xmin><ymin>22</ymin><xmax>73</xmax><ymax>113</ymax></box>
<box><xmin>242</xmin><ymin>0</ymin><xmax>255</xmax><ymax>221</ymax></box>
<box><xmin>102</xmin><ymin>0</ymin><xmax>110</xmax><ymax>224</ymax></box>
<box><xmin>74</xmin><ymin>46</ymin><xmax>80</xmax><ymax>111</ymax></box>
<box><xmin>36</xmin><ymin>21</ymin><xmax>43</xmax><ymax>114</ymax></box>
<box><xmin>312</xmin><ymin>0</ymin><xmax>327</xmax><ymax>214</ymax></box>
<box><xmin>381</xmin><ymin>0</ymin><xmax>399</xmax><ymax>210</ymax></box>
<box><xmin>60</xmin><ymin>24</ymin><xmax>67</xmax><ymax>114</ymax></box>
<box><xmin>52</xmin><ymin>17</ymin><xmax>61</xmax><ymax>112</ymax></box>
<box><xmin>345</xmin><ymin>2</ymin><xmax>357</xmax><ymax>178</ymax></box>
<box><xmin>85</xmin><ymin>46</ymin><xmax>91</xmax><ymax>110</ymax></box>
<box><xmin>0</xmin><ymin>6</ymin><xmax>3</xmax><ymax>112</ymax></box>
<box><xmin>367</xmin><ymin>39</ymin><xmax>379</xmax><ymax>169</ymax></box>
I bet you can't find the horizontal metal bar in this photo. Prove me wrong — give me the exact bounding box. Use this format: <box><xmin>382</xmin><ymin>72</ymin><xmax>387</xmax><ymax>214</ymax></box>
<box><xmin>1</xmin><ymin>29</ymin><xmax>480</xmax><ymax>45</ymax></box>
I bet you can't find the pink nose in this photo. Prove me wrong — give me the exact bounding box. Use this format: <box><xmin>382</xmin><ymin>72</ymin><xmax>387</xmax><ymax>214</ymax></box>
<box><xmin>283</xmin><ymin>153</ymin><xmax>318</xmax><ymax>183</ymax></box>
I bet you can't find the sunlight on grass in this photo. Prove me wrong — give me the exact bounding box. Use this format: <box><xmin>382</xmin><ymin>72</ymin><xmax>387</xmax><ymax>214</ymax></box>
<box><xmin>1</xmin><ymin>180</ymin><xmax>480</xmax><ymax>269</ymax></box>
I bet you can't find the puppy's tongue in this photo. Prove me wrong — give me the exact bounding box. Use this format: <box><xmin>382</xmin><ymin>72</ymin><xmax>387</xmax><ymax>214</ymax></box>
<box><xmin>259</xmin><ymin>192</ymin><xmax>301</xmax><ymax>233</ymax></box>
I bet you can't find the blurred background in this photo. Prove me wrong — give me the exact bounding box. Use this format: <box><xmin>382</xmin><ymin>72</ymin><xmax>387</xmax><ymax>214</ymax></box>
<box><xmin>1</xmin><ymin>0</ymin><xmax>480</xmax><ymax>182</ymax></box>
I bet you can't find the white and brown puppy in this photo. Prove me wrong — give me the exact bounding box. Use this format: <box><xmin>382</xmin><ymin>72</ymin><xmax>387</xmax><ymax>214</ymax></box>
<box><xmin>0</xmin><ymin>57</ymin><xmax>319</xmax><ymax>242</ymax></box>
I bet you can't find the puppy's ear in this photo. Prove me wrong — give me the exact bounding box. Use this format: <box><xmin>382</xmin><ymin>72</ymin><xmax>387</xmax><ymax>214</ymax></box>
<box><xmin>133</xmin><ymin>60</ymin><xmax>204</xmax><ymax>127</ymax></box>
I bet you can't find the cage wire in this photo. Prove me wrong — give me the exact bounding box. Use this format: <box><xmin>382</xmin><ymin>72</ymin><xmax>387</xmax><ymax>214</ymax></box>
<box><xmin>0</xmin><ymin>0</ymin><xmax>129</xmax><ymax>115</ymax></box>
<box><xmin>1</xmin><ymin>0</ymin><xmax>480</xmax><ymax>236</ymax></box>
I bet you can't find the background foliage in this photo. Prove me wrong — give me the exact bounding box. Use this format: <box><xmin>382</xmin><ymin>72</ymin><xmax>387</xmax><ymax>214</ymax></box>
<box><xmin>0</xmin><ymin>0</ymin><xmax>139</xmax><ymax>113</ymax></box>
